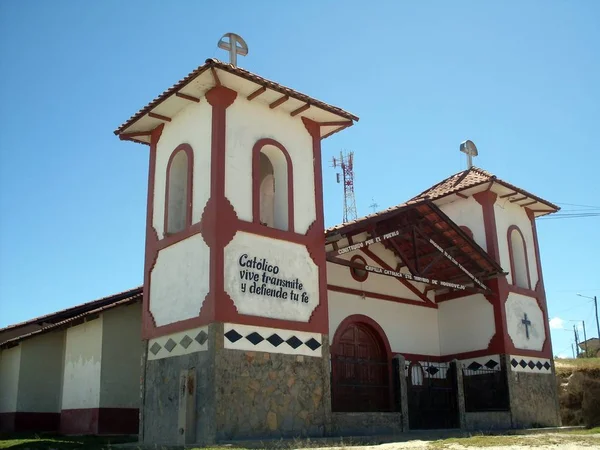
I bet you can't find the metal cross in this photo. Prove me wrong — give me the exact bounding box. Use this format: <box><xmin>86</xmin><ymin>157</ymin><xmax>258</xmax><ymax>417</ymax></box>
<box><xmin>521</xmin><ymin>313</ymin><xmax>532</xmax><ymax>339</ymax></box>
<box><xmin>218</xmin><ymin>33</ymin><xmax>248</xmax><ymax>67</ymax></box>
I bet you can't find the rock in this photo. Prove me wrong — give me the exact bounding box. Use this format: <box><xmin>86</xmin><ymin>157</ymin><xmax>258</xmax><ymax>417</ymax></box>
<box><xmin>267</xmin><ymin>411</ymin><xmax>278</xmax><ymax>430</ymax></box>
<box><xmin>287</xmin><ymin>377</ymin><xmax>295</xmax><ymax>388</ymax></box>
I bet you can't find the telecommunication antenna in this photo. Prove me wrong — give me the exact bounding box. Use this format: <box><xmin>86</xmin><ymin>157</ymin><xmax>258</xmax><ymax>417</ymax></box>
<box><xmin>331</xmin><ymin>150</ymin><xmax>358</xmax><ymax>223</ymax></box>
<box><xmin>460</xmin><ymin>140</ymin><xmax>478</xmax><ymax>169</ymax></box>
<box><xmin>218</xmin><ymin>33</ymin><xmax>248</xmax><ymax>66</ymax></box>
<box><xmin>369</xmin><ymin>198</ymin><xmax>379</xmax><ymax>213</ymax></box>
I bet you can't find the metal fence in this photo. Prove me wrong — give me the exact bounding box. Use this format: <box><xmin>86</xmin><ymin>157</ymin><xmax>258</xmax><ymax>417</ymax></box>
<box><xmin>462</xmin><ymin>366</ymin><xmax>509</xmax><ymax>412</ymax></box>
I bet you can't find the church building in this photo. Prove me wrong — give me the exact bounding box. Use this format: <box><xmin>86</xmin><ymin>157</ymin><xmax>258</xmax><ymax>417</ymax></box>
<box><xmin>0</xmin><ymin>48</ymin><xmax>561</xmax><ymax>444</ymax></box>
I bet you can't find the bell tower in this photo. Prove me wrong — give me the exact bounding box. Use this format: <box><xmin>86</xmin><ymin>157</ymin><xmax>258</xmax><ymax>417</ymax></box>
<box><xmin>115</xmin><ymin>38</ymin><xmax>357</xmax><ymax>445</ymax></box>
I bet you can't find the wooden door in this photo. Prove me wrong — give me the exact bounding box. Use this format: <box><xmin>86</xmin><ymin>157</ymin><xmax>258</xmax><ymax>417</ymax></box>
<box><xmin>331</xmin><ymin>323</ymin><xmax>390</xmax><ymax>412</ymax></box>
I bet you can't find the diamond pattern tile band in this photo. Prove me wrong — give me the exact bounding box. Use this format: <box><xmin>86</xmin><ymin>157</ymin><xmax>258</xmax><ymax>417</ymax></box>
<box><xmin>460</xmin><ymin>355</ymin><xmax>501</xmax><ymax>375</ymax></box>
<box><xmin>509</xmin><ymin>355</ymin><xmax>552</xmax><ymax>374</ymax></box>
<box><xmin>224</xmin><ymin>323</ymin><xmax>322</xmax><ymax>357</ymax></box>
<box><xmin>148</xmin><ymin>326</ymin><xmax>209</xmax><ymax>360</ymax></box>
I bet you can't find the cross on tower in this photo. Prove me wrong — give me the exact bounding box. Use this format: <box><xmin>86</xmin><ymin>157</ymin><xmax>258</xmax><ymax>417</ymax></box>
<box><xmin>521</xmin><ymin>313</ymin><xmax>532</xmax><ymax>339</ymax></box>
<box><xmin>217</xmin><ymin>33</ymin><xmax>248</xmax><ymax>67</ymax></box>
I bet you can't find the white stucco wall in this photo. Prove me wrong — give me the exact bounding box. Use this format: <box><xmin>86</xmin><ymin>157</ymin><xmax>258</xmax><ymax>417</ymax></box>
<box><xmin>329</xmin><ymin>290</ymin><xmax>441</xmax><ymax>356</ymax></box>
<box><xmin>225</xmin><ymin>97</ymin><xmax>316</xmax><ymax>234</ymax></box>
<box><xmin>326</xmin><ymin>239</ymin><xmax>426</xmax><ymax>302</ymax></box>
<box><xmin>100</xmin><ymin>302</ymin><xmax>142</xmax><ymax>408</ymax></box>
<box><xmin>438</xmin><ymin>197</ymin><xmax>487</xmax><ymax>252</ymax></box>
<box><xmin>0</xmin><ymin>346</ymin><xmax>21</xmax><ymax>413</ymax></box>
<box><xmin>61</xmin><ymin>317</ymin><xmax>103</xmax><ymax>410</ymax></box>
<box><xmin>153</xmin><ymin>101</ymin><xmax>212</xmax><ymax>237</ymax></box>
<box><xmin>17</xmin><ymin>331</ymin><xmax>65</xmax><ymax>412</ymax></box>
<box><xmin>224</xmin><ymin>232</ymin><xmax>319</xmax><ymax>322</ymax></box>
<box><xmin>505</xmin><ymin>292</ymin><xmax>545</xmax><ymax>351</ymax></box>
<box><xmin>150</xmin><ymin>233</ymin><xmax>210</xmax><ymax>327</ymax></box>
<box><xmin>438</xmin><ymin>294</ymin><xmax>495</xmax><ymax>355</ymax></box>
<box><xmin>494</xmin><ymin>199</ymin><xmax>539</xmax><ymax>288</ymax></box>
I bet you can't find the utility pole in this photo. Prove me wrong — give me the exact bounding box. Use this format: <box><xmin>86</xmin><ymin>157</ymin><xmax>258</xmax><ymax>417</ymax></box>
<box><xmin>573</xmin><ymin>324</ymin><xmax>579</xmax><ymax>357</ymax></box>
<box><xmin>581</xmin><ymin>321</ymin><xmax>588</xmax><ymax>357</ymax></box>
<box><xmin>576</xmin><ymin>294</ymin><xmax>600</xmax><ymax>342</ymax></box>
<box><xmin>571</xmin><ymin>344</ymin><xmax>575</xmax><ymax>359</ymax></box>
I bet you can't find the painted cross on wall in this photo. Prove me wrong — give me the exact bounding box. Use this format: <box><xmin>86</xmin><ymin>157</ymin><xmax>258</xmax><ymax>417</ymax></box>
<box><xmin>521</xmin><ymin>313</ymin><xmax>532</xmax><ymax>339</ymax></box>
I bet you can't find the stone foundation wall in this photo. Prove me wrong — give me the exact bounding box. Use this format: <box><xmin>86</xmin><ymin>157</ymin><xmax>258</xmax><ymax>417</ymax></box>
<box><xmin>506</xmin><ymin>360</ymin><xmax>561</xmax><ymax>428</ymax></box>
<box><xmin>214</xmin><ymin>327</ymin><xmax>331</xmax><ymax>440</ymax></box>
<box><xmin>331</xmin><ymin>412</ymin><xmax>403</xmax><ymax>436</ymax></box>
<box><xmin>141</xmin><ymin>325</ymin><xmax>216</xmax><ymax>446</ymax></box>
<box><xmin>464</xmin><ymin>411</ymin><xmax>511</xmax><ymax>430</ymax></box>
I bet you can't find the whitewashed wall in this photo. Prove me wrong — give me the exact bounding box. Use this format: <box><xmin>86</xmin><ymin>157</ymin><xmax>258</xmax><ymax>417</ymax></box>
<box><xmin>438</xmin><ymin>294</ymin><xmax>495</xmax><ymax>355</ymax></box>
<box><xmin>225</xmin><ymin>97</ymin><xmax>316</xmax><ymax>234</ymax></box>
<box><xmin>493</xmin><ymin>199</ymin><xmax>538</xmax><ymax>288</ymax></box>
<box><xmin>438</xmin><ymin>197</ymin><xmax>487</xmax><ymax>252</ymax></box>
<box><xmin>224</xmin><ymin>232</ymin><xmax>319</xmax><ymax>322</ymax></box>
<box><xmin>505</xmin><ymin>292</ymin><xmax>545</xmax><ymax>351</ymax></box>
<box><xmin>329</xmin><ymin>291</ymin><xmax>441</xmax><ymax>356</ymax></box>
<box><xmin>326</xmin><ymin>238</ymin><xmax>427</xmax><ymax>303</ymax></box>
<box><xmin>153</xmin><ymin>101</ymin><xmax>212</xmax><ymax>237</ymax></box>
<box><xmin>17</xmin><ymin>331</ymin><xmax>65</xmax><ymax>413</ymax></box>
<box><xmin>100</xmin><ymin>303</ymin><xmax>142</xmax><ymax>408</ymax></box>
<box><xmin>150</xmin><ymin>234</ymin><xmax>210</xmax><ymax>327</ymax></box>
<box><xmin>0</xmin><ymin>346</ymin><xmax>21</xmax><ymax>413</ymax></box>
<box><xmin>61</xmin><ymin>318</ymin><xmax>103</xmax><ymax>410</ymax></box>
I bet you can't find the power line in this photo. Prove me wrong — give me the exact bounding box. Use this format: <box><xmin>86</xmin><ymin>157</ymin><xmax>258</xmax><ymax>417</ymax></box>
<box><xmin>555</xmin><ymin>202</ymin><xmax>600</xmax><ymax>209</ymax></box>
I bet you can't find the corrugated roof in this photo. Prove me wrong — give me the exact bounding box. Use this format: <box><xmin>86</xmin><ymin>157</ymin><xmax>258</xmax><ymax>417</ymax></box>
<box><xmin>115</xmin><ymin>58</ymin><xmax>358</xmax><ymax>136</ymax></box>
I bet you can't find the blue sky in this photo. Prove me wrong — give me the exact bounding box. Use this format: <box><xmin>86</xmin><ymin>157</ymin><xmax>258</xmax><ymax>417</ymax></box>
<box><xmin>0</xmin><ymin>1</ymin><xmax>598</xmax><ymax>357</ymax></box>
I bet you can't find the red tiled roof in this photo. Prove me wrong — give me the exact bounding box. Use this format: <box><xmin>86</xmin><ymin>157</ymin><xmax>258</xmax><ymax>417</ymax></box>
<box><xmin>410</xmin><ymin>166</ymin><xmax>559</xmax><ymax>211</ymax></box>
<box><xmin>114</xmin><ymin>59</ymin><xmax>358</xmax><ymax>136</ymax></box>
<box><xmin>0</xmin><ymin>287</ymin><xmax>142</xmax><ymax>346</ymax></box>
<box><xmin>326</xmin><ymin>166</ymin><xmax>558</xmax><ymax>235</ymax></box>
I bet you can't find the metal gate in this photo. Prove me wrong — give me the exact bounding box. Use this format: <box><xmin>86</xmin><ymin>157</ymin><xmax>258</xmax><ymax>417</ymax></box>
<box><xmin>407</xmin><ymin>361</ymin><xmax>459</xmax><ymax>429</ymax></box>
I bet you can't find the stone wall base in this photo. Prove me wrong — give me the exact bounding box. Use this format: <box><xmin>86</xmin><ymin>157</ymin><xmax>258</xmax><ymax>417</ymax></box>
<box><xmin>332</xmin><ymin>412</ymin><xmax>403</xmax><ymax>436</ymax></box>
<box><xmin>464</xmin><ymin>411</ymin><xmax>511</xmax><ymax>430</ymax></box>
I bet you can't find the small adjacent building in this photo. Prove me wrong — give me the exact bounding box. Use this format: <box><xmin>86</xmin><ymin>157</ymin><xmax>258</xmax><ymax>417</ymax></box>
<box><xmin>0</xmin><ymin>56</ymin><xmax>562</xmax><ymax>443</ymax></box>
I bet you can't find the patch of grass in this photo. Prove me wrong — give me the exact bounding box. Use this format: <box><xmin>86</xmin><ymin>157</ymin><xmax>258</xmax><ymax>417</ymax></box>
<box><xmin>555</xmin><ymin>357</ymin><xmax>600</xmax><ymax>376</ymax></box>
<box><xmin>562</xmin><ymin>426</ymin><xmax>600</xmax><ymax>434</ymax></box>
<box><xmin>0</xmin><ymin>434</ymin><xmax>136</xmax><ymax>449</ymax></box>
<box><xmin>429</xmin><ymin>431</ymin><xmax>600</xmax><ymax>448</ymax></box>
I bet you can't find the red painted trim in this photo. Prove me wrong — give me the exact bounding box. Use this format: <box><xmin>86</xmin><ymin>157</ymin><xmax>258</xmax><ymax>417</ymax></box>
<box><xmin>396</xmin><ymin>348</ymin><xmax>504</xmax><ymax>363</ymax></box>
<box><xmin>176</xmin><ymin>92</ymin><xmax>201</xmax><ymax>103</ymax></box>
<box><xmin>349</xmin><ymin>255</ymin><xmax>368</xmax><ymax>282</ymax></box>
<box><xmin>60</xmin><ymin>408</ymin><xmax>138</xmax><ymax>435</ymax></box>
<box><xmin>0</xmin><ymin>412</ymin><xmax>60</xmax><ymax>433</ymax></box>
<box><xmin>247</xmin><ymin>86</ymin><xmax>266</xmax><ymax>100</ymax></box>
<box><xmin>163</xmin><ymin>144</ymin><xmax>194</xmax><ymax>238</ymax></box>
<box><xmin>360</xmin><ymin>247</ymin><xmax>434</xmax><ymax>304</ymax></box>
<box><xmin>251</xmin><ymin>138</ymin><xmax>294</xmax><ymax>233</ymax></box>
<box><xmin>526</xmin><ymin>207</ymin><xmax>553</xmax><ymax>358</ymax></box>
<box><xmin>331</xmin><ymin>314</ymin><xmax>394</xmax><ymax>411</ymax></box>
<box><xmin>148</xmin><ymin>112</ymin><xmax>171</xmax><ymax>122</ymax></box>
<box><xmin>506</xmin><ymin>225</ymin><xmax>532</xmax><ymax>290</ymax></box>
<box><xmin>327</xmin><ymin>284</ymin><xmax>438</xmax><ymax>309</ymax></box>
<box><xmin>142</xmin><ymin>124</ymin><xmax>164</xmax><ymax>338</ymax></box>
<box><xmin>473</xmin><ymin>191</ymin><xmax>509</xmax><ymax>356</ymax></box>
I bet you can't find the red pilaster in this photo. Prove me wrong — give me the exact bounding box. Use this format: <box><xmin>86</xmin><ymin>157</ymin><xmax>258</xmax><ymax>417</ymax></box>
<box><xmin>473</xmin><ymin>190</ymin><xmax>511</xmax><ymax>355</ymax></box>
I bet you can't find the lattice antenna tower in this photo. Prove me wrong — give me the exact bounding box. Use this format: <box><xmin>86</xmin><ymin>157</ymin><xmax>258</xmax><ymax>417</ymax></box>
<box><xmin>331</xmin><ymin>149</ymin><xmax>358</xmax><ymax>223</ymax></box>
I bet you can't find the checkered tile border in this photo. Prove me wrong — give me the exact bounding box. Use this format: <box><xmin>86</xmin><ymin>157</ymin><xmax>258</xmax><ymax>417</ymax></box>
<box><xmin>460</xmin><ymin>355</ymin><xmax>501</xmax><ymax>374</ymax></box>
<box><xmin>223</xmin><ymin>323</ymin><xmax>322</xmax><ymax>357</ymax></box>
<box><xmin>509</xmin><ymin>355</ymin><xmax>552</xmax><ymax>374</ymax></box>
<box><xmin>147</xmin><ymin>326</ymin><xmax>208</xmax><ymax>360</ymax></box>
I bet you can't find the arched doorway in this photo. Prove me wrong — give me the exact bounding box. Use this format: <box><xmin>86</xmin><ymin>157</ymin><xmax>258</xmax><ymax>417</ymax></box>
<box><xmin>331</xmin><ymin>318</ymin><xmax>391</xmax><ymax>412</ymax></box>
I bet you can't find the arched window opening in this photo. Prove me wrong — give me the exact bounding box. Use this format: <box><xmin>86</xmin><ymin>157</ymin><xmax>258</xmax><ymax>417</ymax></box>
<box><xmin>508</xmin><ymin>226</ymin><xmax>530</xmax><ymax>289</ymax></box>
<box><xmin>253</xmin><ymin>139</ymin><xmax>293</xmax><ymax>232</ymax></box>
<box><xmin>165</xmin><ymin>147</ymin><xmax>192</xmax><ymax>235</ymax></box>
<box><xmin>409</xmin><ymin>362</ymin><xmax>424</xmax><ymax>386</ymax></box>
<box><xmin>259</xmin><ymin>153</ymin><xmax>275</xmax><ymax>228</ymax></box>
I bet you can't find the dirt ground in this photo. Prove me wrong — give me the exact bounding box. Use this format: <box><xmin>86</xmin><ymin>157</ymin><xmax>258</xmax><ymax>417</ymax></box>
<box><xmin>296</xmin><ymin>431</ymin><xmax>600</xmax><ymax>450</ymax></box>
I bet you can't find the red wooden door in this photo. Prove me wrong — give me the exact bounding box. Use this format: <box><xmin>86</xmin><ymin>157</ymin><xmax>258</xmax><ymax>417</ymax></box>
<box><xmin>331</xmin><ymin>323</ymin><xmax>390</xmax><ymax>412</ymax></box>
